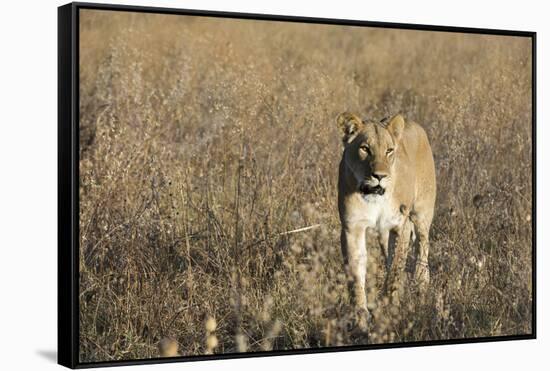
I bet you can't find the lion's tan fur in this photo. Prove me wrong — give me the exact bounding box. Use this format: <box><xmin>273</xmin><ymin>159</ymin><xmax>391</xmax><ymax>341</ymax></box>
<box><xmin>337</xmin><ymin>112</ymin><xmax>436</xmax><ymax>313</ymax></box>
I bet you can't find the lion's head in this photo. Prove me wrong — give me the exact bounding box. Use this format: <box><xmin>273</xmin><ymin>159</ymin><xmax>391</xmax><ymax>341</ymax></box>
<box><xmin>337</xmin><ymin>112</ymin><xmax>405</xmax><ymax>196</ymax></box>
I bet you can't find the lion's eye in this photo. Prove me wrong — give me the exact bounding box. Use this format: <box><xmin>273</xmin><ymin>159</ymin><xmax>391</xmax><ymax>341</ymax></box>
<box><xmin>359</xmin><ymin>145</ymin><xmax>369</xmax><ymax>154</ymax></box>
<box><xmin>386</xmin><ymin>148</ymin><xmax>394</xmax><ymax>156</ymax></box>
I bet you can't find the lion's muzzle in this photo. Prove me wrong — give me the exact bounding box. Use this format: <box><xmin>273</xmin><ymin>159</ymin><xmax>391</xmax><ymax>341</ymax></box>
<box><xmin>359</xmin><ymin>182</ymin><xmax>385</xmax><ymax>196</ymax></box>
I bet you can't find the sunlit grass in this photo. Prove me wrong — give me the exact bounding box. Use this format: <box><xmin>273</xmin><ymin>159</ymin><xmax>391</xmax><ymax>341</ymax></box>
<box><xmin>78</xmin><ymin>10</ymin><xmax>532</xmax><ymax>362</ymax></box>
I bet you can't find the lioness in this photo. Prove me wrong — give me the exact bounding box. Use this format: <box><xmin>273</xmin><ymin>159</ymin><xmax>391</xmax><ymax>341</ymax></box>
<box><xmin>337</xmin><ymin>112</ymin><xmax>436</xmax><ymax>314</ymax></box>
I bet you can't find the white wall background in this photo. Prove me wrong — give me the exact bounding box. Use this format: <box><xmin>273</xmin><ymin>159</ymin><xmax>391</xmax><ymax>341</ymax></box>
<box><xmin>0</xmin><ymin>0</ymin><xmax>545</xmax><ymax>369</ymax></box>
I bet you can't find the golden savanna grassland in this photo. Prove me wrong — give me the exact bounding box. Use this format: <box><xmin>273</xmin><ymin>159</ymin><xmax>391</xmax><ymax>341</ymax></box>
<box><xmin>78</xmin><ymin>9</ymin><xmax>533</xmax><ymax>363</ymax></box>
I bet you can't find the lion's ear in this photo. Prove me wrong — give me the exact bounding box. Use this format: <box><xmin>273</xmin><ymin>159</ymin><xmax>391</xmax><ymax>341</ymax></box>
<box><xmin>337</xmin><ymin>112</ymin><xmax>363</xmax><ymax>144</ymax></box>
<box><xmin>386</xmin><ymin>114</ymin><xmax>405</xmax><ymax>141</ymax></box>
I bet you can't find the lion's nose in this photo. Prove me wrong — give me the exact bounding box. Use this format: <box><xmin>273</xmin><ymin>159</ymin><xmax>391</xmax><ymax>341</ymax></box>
<box><xmin>372</xmin><ymin>173</ymin><xmax>388</xmax><ymax>181</ymax></box>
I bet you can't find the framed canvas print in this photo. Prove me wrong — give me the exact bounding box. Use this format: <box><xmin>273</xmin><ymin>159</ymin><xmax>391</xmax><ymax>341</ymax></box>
<box><xmin>58</xmin><ymin>2</ymin><xmax>536</xmax><ymax>368</ymax></box>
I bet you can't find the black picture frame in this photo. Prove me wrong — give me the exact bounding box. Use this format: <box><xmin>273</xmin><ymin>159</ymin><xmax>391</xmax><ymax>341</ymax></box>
<box><xmin>58</xmin><ymin>2</ymin><xmax>537</xmax><ymax>369</ymax></box>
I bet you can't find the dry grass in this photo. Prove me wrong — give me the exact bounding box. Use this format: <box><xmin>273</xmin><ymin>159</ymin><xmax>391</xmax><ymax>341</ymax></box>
<box><xmin>78</xmin><ymin>10</ymin><xmax>533</xmax><ymax>363</ymax></box>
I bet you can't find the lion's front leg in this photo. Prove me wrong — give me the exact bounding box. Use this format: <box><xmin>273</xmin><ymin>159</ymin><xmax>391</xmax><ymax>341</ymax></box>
<box><xmin>379</xmin><ymin>230</ymin><xmax>390</xmax><ymax>268</ymax></box>
<box><xmin>406</xmin><ymin>211</ymin><xmax>431</xmax><ymax>293</ymax></box>
<box><xmin>385</xmin><ymin>220</ymin><xmax>412</xmax><ymax>304</ymax></box>
<box><xmin>340</xmin><ymin>224</ymin><xmax>368</xmax><ymax>327</ymax></box>
<box><xmin>414</xmin><ymin>223</ymin><xmax>431</xmax><ymax>292</ymax></box>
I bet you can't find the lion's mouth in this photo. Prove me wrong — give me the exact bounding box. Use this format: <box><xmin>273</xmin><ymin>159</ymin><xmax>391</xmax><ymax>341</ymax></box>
<box><xmin>359</xmin><ymin>184</ymin><xmax>385</xmax><ymax>196</ymax></box>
